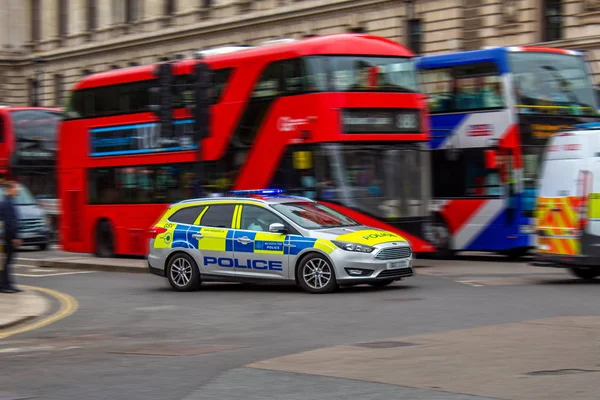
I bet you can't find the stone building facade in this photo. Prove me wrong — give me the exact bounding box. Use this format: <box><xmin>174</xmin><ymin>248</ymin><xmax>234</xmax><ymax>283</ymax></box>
<box><xmin>0</xmin><ymin>0</ymin><xmax>599</xmax><ymax>107</ymax></box>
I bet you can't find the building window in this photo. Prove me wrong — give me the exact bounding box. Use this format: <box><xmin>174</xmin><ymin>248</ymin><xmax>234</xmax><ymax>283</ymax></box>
<box><xmin>54</xmin><ymin>74</ymin><xmax>64</xmax><ymax>106</ymax></box>
<box><xmin>542</xmin><ymin>0</ymin><xmax>562</xmax><ymax>42</ymax></box>
<box><xmin>128</xmin><ymin>61</ymin><xmax>139</xmax><ymax>67</ymax></box>
<box><xmin>82</xmin><ymin>69</ymin><xmax>93</xmax><ymax>76</ymax></box>
<box><xmin>87</xmin><ymin>0</ymin><xmax>97</xmax><ymax>32</ymax></box>
<box><xmin>348</xmin><ymin>26</ymin><xmax>365</xmax><ymax>33</ymax></box>
<box><xmin>407</xmin><ymin>19</ymin><xmax>423</xmax><ymax>55</ymax></box>
<box><xmin>31</xmin><ymin>0</ymin><xmax>41</xmax><ymax>42</ymax></box>
<box><xmin>28</xmin><ymin>79</ymin><xmax>36</xmax><ymax>106</ymax></box>
<box><xmin>202</xmin><ymin>0</ymin><xmax>212</xmax><ymax>8</ymax></box>
<box><xmin>165</xmin><ymin>0</ymin><xmax>176</xmax><ymax>16</ymax></box>
<box><xmin>58</xmin><ymin>0</ymin><xmax>68</xmax><ymax>37</ymax></box>
<box><xmin>125</xmin><ymin>0</ymin><xmax>138</xmax><ymax>23</ymax></box>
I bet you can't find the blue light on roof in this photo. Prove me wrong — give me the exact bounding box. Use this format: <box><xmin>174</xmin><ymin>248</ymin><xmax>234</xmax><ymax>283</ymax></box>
<box><xmin>574</xmin><ymin>122</ymin><xmax>600</xmax><ymax>130</ymax></box>
<box><xmin>228</xmin><ymin>189</ymin><xmax>285</xmax><ymax>196</ymax></box>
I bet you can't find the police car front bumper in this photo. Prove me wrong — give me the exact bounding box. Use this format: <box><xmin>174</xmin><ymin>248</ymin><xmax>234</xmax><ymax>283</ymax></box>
<box><xmin>331</xmin><ymin>246</ymin><xmax>414</xmax><ymax>285</ymax></box>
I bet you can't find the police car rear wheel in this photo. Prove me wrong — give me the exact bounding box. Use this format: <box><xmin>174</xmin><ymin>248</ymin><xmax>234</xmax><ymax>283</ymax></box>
<box><xmin>167</xmin><ymin>253</ymin><xmax>201</xmax><ymax>292</ymax></box>
<box><xmin>298</xmin><ymin>254</ymin><xmax>338</xmax><ymax>294</ymax></box>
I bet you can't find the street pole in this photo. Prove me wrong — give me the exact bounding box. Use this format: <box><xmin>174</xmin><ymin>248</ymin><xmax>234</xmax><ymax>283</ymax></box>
<box><xmin>193</xmin><ymin>54</ymin><xmax>211</xmax><ymax>198</ymax></box>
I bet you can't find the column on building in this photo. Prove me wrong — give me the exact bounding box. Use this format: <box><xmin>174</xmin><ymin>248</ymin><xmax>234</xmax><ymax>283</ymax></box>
<box><xmin>70</xmin><ymin>0</ymin><xmax>87</xmax><ymax>37</ymax></box>
<box><xmin>42</xmin><ymin>0</ymin><xmax>59</xmax><ymax>42</ymax></box>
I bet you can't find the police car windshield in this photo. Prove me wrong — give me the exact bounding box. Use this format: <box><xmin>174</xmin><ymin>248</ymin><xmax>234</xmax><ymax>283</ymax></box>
<box><xmin>271</xmin><ymin>202</ymin><xmax>358</xmax><ymax>230</ymax></box>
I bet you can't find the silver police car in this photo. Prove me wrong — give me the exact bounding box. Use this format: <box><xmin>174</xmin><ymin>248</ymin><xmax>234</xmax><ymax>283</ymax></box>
<box><xmin>147</xmin><ymin>190</ymin><xmax>413</xmax><ymax>294</ymax></box>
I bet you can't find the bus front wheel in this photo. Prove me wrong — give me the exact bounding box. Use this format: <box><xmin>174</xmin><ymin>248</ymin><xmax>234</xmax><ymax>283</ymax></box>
<box><xmin>95</xmin><ymin>220</ymin><xmax>115</xmax><ymax>258</ymax></box>
<box><xmin>432</xmin><ymin>215</ymin><xmax>454</xmax><ymax>259</ymax></box>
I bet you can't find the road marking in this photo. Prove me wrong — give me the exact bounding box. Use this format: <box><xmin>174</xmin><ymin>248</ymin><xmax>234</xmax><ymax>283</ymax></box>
<box><xmin>12</xmin><ymin>264</ymin><xmax>95</xmax><ymax>277</ymax></box>
<box><xmin>14</xmin><ymin>271</ymin><xmax>95</xmax><ymax>277</ymax></box>
<box><xmin>456</xmin><ymin>280</ymin><xmax>484</xmax><ymax>287</ymax></box>
<box><xmin>14</xmin><ymin>264</ymin><xmax>57</xmax><ymax>272</ymax></box>
<box><xmin>0</xmin><ymin>285</ymin><xmax>79</xmax><ymax>340</ymax></box>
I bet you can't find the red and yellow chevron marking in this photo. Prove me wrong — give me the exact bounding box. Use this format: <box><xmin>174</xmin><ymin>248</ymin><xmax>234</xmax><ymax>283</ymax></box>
<box><xmin>535</xmin><ymin>196</ymin><xmax>581</xmax><ymax>255</ymax></box>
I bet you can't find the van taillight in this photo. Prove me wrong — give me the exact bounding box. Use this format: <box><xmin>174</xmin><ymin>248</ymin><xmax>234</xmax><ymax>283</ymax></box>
<box><xmin>577</xmin><ymin>170</ymin><xmax>592</xmax><ymax>232</ymax></box>
<box><xmin>150</xmin><ymin>226</ymin><xmax>167</xmax><ymax>239</ymax></box>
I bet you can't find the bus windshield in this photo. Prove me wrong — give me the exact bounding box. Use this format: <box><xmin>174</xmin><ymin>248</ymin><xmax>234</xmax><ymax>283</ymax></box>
<box><xmin>306</xmin><ymin>56</ymin><xmax>419</xmax><ymax>93</ymax></box>
<box><xmin>318</xmin><ymin>143</ymin><xmax>430</xmax><ymax>220</ymax></box>
<box><xmin>510</xmin><ymin>52</ymin><xmax>598</xmax><ymax>116</ymax></box>
<box><xmin>10</xmin><ymin>110</ymin><xmax>62</xmax><ymax>143</ymax></box>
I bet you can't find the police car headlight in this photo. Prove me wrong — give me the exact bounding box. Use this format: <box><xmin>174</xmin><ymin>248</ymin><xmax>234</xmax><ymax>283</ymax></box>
<box><xmin>332</xmin><ymin>241</ymin><xmax>375</xmax><ymax>253</ymax></box>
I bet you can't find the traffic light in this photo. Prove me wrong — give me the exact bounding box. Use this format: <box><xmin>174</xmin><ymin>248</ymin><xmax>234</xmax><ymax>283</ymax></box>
<box><xmin>193</xmin><ymin>56</ymin><xmax>213</xmax><ymax>141</ymax></box>
<box><xmin>150</xmin><ymin>62</ymin><xmax>174</xmax><ymax>138</ymax></box>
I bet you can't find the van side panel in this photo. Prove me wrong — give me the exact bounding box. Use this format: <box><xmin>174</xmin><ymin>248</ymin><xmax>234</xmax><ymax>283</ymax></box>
<box><xmin>581</xmin><ymin>137</ymin><xmax>600</xmax><ymax>259</ymax></box>
<box><xmin>536</xmin><ymin>134</ymin><xmax>589</xmax><ymax>256</ymax></box>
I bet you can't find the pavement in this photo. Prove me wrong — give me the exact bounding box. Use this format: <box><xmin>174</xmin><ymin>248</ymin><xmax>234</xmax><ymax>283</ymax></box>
<box><xmin>32</xmin><ymin>255</ymin><xmax>147</xmax><ymax>273</ymax></box>
<box><xmin>247</xmin><ymin>316</ymin><xmax>600</xmax><ymax>400</ymax></box>
<box><xmin>0</xmin><ymin>286</ymin><xmax>50</xmax><ymax>329</ymax></box>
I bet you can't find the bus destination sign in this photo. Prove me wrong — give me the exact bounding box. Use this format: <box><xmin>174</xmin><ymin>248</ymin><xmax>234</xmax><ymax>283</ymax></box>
<box><xmin>90</xmin><ymin>119</ymin><xmax>196</xmax><ymax>157</ymax></box>
<box><xmin>341</xmin><ymin>108</ymin><xmax>421</xmax><ymax>134</ymax></box>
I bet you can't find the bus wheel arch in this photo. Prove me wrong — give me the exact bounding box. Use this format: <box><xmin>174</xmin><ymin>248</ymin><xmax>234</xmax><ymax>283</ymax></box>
<box><xmin>95</xmin><ymin>218</ymin><xmax>116</xmax><ymax>258</ymax></box>
<box><xmin>432</xmin><ymin>213</ymin><xmax>454</xmax><ymax>259</ymax></box>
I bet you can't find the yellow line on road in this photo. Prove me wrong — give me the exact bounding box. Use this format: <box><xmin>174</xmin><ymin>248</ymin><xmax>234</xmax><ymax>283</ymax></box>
<box><xmin>0</xmin><ymin>285</ymin><xmax>79</xmax><ymax>339</ymax></box>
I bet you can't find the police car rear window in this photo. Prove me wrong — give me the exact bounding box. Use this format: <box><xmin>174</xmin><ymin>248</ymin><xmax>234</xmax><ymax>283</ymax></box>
<box><xmin>201</xmin><ymin>204</ymin><xmax>236</xmax><ymax>228</ymax></box>
<box><xmin>169</xmin><ymin>206</ymin><xmax>206</xmax><ymax>225</ymax></box>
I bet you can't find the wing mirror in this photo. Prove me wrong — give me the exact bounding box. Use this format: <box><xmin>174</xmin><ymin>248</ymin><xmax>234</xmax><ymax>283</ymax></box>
<box><xmin>269</xmin><ymin>223</ymin><xmax>288</xmax><ymax>234</ymax></box>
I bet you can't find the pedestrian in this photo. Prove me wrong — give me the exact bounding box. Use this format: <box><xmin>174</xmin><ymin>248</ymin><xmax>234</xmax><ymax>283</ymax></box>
<box><xmin>0</xmin><ymin>181</ymin><xmax>22</xmax><ymax>293</ymax></box>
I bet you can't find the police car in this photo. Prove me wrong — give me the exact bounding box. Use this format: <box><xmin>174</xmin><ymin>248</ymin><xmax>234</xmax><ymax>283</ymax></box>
<box><xmin>147</xmin><ymin>190</ymin><xmax>414</xmax><ymax>294</ymax></box>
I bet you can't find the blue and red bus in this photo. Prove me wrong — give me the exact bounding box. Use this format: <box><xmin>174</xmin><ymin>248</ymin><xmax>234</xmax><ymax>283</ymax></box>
<box><xmin>60</xmin><ymin>34</ymin><xmax>435</xmax><ymax>257</ymax></box>
<box><xmin>417</xmin><ymin>46</ymin><xmax>599</xmax><ymax>257</ymax></box>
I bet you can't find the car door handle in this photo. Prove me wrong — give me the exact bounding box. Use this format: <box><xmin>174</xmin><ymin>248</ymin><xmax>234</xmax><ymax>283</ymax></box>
<box><xmin>237</xmin><ymin>236</ymin><xmax>253</xmax><ymax>244</ymax></box>
<box><xmin>192</xmin><ymin>233</ymin><xmax>203</xmax><ymax>239</ymax></box>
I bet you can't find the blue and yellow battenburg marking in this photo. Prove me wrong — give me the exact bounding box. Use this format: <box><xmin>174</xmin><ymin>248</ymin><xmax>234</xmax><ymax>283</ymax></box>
<box><xmin>153</xmin><ymin>223</ymin><xmax>335</xmax><ymax>256</ymax></box>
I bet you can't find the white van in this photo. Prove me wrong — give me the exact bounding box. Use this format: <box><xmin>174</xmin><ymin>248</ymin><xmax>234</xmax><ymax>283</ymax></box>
<box><xmin>534</xmin><ymin>123</ymin><xmax>600</xmax><ymax>280</ymax></box>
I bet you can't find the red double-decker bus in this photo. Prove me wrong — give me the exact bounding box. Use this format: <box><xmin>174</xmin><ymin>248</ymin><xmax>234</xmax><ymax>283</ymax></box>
<box><xmin>60</xmin><ymin>34</ymin><xmax>434</xmax><ymax>257</ymax></box>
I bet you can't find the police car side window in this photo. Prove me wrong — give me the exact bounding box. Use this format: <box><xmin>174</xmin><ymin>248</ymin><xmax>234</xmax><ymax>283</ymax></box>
<box><xmin>240</xmin><ymin>205</ymin><xmax>285</xmax><ymax>232</ymax></box>
<box><xmin>169</xmin><ymin>206</ymin><xmax>206</xmax><ymax>225</ymax></box>
<box><xmin>201</xmin><ymin>204</ymin><xmax>236</xmax><ymax>228</ymax></box>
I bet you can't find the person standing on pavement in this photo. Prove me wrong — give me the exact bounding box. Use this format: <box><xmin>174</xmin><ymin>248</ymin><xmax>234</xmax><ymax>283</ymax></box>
<box><xmin>0</xmin><ymin>181</ymin><xmax>22</xmax><ymax>293</ymax></box>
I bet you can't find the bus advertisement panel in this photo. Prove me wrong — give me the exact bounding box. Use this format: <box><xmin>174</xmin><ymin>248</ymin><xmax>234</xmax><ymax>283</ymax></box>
<box><xmin>417</xmin><ymin>46</ymin><xmax>599</xmax><ymax>257</ymax></box>
<box><xmin>59</xmin><ymin>34</ymin><xmax>434</xmax><ymax>257</ymax></box>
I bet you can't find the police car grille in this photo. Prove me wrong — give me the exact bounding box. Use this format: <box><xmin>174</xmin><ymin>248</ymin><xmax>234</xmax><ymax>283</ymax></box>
<box><xmin>377</xmin><ymin>268</ymin><xmax>413</xmax><ymax>279</ymax></box>
<box><xmin>20</xmin><ymin>218</ymin><xmax>44</xmax><ymax>231</ymax></box>
<box><xmin>375</xmin><ymin>246</ymin><xmax>411</xmax><ymax>260</ymax></box>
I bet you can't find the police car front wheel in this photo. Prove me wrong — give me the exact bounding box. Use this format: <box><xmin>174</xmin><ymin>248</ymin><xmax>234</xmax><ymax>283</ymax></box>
<box><xmin>167</xmin><ymin>253</ymin><xmax>201</xmax><ymax>292</ymax></box>
<box><xmin>298</xmin><ymin>254</ymin><xmax>338</xmax><ymax>294</ymax></box>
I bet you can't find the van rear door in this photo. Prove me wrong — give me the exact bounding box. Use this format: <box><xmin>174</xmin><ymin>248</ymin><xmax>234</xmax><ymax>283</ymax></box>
<box><xmin>536</xmin><ymin>134</ymin><xmax>588</xmax><ymax>256</ymax></box>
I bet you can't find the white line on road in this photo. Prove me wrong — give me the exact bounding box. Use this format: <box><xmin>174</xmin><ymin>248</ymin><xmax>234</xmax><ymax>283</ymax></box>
<box><xmin>456</xmin><ymin>280</ymin><xmax>484</xmax><ymax>287</ymax></box>
<box><xmin>14</xmin><ymin>271</ymin><xmax>96</xmax><ymax>277</ymax></box>
<box><xmin>13</xmin><ymin>264</ymin><xmax>57</xmax><ymax>272</ymax></box>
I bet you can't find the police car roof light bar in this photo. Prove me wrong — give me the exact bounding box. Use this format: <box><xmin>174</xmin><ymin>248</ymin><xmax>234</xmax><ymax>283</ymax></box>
<box><xmin>228</xmin><ymin>189</ymin><xmax>285</xmax><ymax>196</ymax></box>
